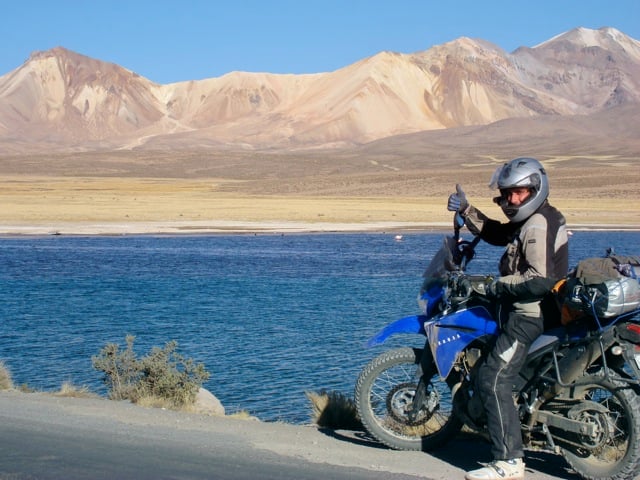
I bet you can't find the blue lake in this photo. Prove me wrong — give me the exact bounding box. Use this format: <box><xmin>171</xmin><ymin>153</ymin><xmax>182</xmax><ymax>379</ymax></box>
<box><xmin>0</xmin><ymin>230</ymin><xmax>638</xmax><ymax>423</ymax></box>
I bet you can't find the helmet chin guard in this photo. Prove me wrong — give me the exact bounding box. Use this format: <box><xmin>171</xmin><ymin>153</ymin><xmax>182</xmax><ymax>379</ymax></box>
<box><xmin>490</xmin><ymin>157</ymin><xmax>549</xmax><ymax>223</ymax></box>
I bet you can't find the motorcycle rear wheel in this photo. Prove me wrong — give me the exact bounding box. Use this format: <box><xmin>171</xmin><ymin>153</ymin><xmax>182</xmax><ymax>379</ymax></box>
<box><xmin>559</xmin><ymin>376</ymin><xmax>640</xmax><ymax>480</ymax></box>
<box><xmin>354</xmin><ymin>347</ymin><xmax>462</xmax><ymax>451</ymax></box>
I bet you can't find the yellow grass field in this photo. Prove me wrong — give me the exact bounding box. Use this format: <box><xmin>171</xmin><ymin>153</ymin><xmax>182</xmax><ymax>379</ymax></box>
<box><xmin>1</xmin><ymin>175</ymin><xmax>638</xmax><ymax>234</ymax></box>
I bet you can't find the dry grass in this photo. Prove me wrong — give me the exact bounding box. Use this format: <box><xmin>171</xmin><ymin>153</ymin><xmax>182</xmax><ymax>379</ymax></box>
<box><xmin>54</xmin><ymin>381</ymin><xmax>97</xmax><ymax>398</ymax></box>
<box><xmin>226</xmin><ymin>410</ymin><xmax>259</xmax><ymax>421</ymax></box>
<box><xmin>0</xmin><ymin>361</ymin><xmax>13</xmax><ymax>390</ymax></box>
<box><xmin>0</xmin><ymin>151</ymin><xmax>638</xmax><ymax>232</ymax></box>
<box><xmin>0</xmin><ymin>174</ymin><xmax>637</xmax><ymax>231</ymax></box>
<box><xmin>0</xmin><ymin>176</ymin><xmax>438</xmax><ymax>224</ymax></box>
<box><xmin>0</xmin><ymin>372</ymin><xmax>96</xmax><ymax>397</ymax></box>
<box><xmin>306</xmin><ymin>390</ymin><xmax>362</xmax><ymax>430</ymax></box>
<box><xmin>134</xmin><ymin>395</ymin><xmax>178</xmax><ymax>410</ymax></box>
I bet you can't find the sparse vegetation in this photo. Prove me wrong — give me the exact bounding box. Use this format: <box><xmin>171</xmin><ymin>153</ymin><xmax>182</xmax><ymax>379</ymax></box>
<box><xmin>0</xmin><ymin>361</ymin><xmax>13</xmax><ymax>390</ymax></box>
<box><xmin>306</xmin><ymin>390</ymin><xmax>362</xmax><ymax>430</ymax></box>
<box><xmin>0</xmin><ymin>161</ymin><xmax>638</xmax><ymax>231</ymax></box>
<box><xmin>0</xmin><ymin>363</ymin><xmax>94</xmax><ymax>397</ymax></box>
<box><xmin>227</xmin><ymin>410</ymin><xmax>258</xmax><ymax>421</ymax></box>
<box><xmin>92</xmin><ymin>335</ymin><xmax>210</xmax><ymax>410</ymax></box>
<box><xmin>54</xmin><ymin>381</ymin><xmax>97</xmax><ymax>398</ymax></box>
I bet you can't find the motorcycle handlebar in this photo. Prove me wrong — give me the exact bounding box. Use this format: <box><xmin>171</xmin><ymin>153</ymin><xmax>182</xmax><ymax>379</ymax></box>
<box><xmin>451</xmin><ymin>274</ymin><xmax>495</xmax><ymax>300</ymax></box>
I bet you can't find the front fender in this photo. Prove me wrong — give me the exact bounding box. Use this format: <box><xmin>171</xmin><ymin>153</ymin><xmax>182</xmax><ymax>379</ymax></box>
<box><xmin>366</xmin><ymin>314</ymin><xmax>427</xmax><ymax>347</ymax></box>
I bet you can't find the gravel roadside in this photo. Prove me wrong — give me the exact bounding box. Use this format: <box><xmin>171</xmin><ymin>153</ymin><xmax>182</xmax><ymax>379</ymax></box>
<box><xmin>0</xmin><ymin>391</ymin><xmax>575</xmax><ymax>479</ymax></box>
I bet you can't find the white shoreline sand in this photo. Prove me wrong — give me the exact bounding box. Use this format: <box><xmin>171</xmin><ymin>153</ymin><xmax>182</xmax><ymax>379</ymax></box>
<box><xmin>0</xmin><ymin>221</ymin><xmax>442</xmax><ymax>236</ymax></box>
<box><xmin>0</xmin><ymin>220</ymin><xmax>638</xmax><ymax>236</ymax></box>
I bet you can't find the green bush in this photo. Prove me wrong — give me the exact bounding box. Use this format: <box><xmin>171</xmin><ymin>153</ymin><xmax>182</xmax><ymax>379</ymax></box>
<box><xmin>92</xmin><ymin>335</ymin><xmax>210</xmax><ymax>408</ymax></box>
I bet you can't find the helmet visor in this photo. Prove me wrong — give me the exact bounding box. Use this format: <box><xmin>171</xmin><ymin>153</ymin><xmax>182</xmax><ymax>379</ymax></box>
<box><xmin>489</xmin><ymin>164</ymin><xmax>506</xmax><ymax>190</ymax></box>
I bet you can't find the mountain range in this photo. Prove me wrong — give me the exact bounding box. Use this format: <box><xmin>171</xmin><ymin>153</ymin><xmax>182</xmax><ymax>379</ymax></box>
<box><xmin>0</xmin><ymin>26</ymin><xmax>639</xmax><ymax>155</ymax></box>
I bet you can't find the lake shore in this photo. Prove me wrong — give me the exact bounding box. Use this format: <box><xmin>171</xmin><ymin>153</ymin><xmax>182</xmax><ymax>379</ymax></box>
<box><xmin>0</xmin><ymin>220</ymin><xmax>639</xmax><ymax>237</ymax></box>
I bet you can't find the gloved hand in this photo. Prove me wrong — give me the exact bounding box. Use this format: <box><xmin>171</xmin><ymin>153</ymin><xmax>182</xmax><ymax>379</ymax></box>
<box><xmin>469</xmin><ymin>276</ymin><xmax>497</xmax><ymax>296</ymax></box>
<box><xmin>447</xmin><ymin>184</ymin><xmax>469</xmax><ymax>213</ymax></box>
<box><xmin>486</xmin><ymin>278</ymin><xmax>501</xmax><ymax>298</ymax></box>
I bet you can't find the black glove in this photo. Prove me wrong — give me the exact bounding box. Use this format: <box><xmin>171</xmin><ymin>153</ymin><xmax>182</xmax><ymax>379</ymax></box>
<box><xmin>469</xmin><ymin>276</ymin><xmax>498</xmax><ymax>297</ymax></box>
<box><xmin>447</xmin><ymin>184</ymin><xmax>469</xmax><ymax>213</ymax></box>
<box><xmin>486</xmin><ymin>278</ymin><xmax>501</xmax><ymax>298</ymax></box>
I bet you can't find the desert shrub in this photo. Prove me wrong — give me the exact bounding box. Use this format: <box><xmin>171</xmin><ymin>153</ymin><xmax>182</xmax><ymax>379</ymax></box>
<box><xmin>91</xmin><ymin>335</ymin><xmax>141</xmax><ymax>401</ymax></box>
<box><xmin>306</xmin><ymin>389</ymin><xmax>362</xmax><ymax>430</ymax></box>
<box><xmin>92</xmin><ymin>335</ymin><xmax>210</xmax><ymax>409</ymax></box>
<box><xmin>0</xmin><ymin>361</ymin><xmax>13</xmax><ymax>390</ymax></box>
<box><xmin>135</xmin><ymin>340</ymin><xmax>210</xmax><ymax>407</ymax></box>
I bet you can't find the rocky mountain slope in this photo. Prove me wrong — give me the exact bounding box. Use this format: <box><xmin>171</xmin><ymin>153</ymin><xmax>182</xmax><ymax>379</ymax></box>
<box><xmin>0</xmin><ymin>27</ymin><xmax>639</xmax><ymax>154</ymax></box>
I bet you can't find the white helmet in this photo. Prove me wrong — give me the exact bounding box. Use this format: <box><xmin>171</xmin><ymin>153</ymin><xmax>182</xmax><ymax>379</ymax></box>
<box><xmin>489</xmin><ymin>157</ymin><xmax>549</xmax><ymax>223</ymax></box>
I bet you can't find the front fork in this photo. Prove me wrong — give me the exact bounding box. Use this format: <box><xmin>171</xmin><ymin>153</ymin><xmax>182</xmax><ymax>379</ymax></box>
<box><xmin>407</xmin><ymin>344</ymin><xmax>438</xmax><ymax>422</ymax></box>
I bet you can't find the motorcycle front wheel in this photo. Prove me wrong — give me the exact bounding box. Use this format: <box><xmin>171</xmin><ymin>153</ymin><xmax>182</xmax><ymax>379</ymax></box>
<box><xmin>354</xmin><ymin>347</ymin><xmax>462</xmax><ymax>451</ymax></box>
<box><xmin>559</xmin><ymin>376</ymin><xmax>640</xmax><ymax>480</ymax></box>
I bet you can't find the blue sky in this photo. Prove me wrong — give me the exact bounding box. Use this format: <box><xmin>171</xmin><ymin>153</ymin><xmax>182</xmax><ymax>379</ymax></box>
<box><xmin>2</xmin><ymin>1</ymin><xmax>639</xmax><ymax>84</ymax></box>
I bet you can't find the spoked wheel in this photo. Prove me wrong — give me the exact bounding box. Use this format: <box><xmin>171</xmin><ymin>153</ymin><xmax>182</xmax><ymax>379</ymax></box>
<box><xmin>354</xmin><ymin>347</ymin><xmax>462</xmax><ymax>451</ymax></box>
<box><xmin>559</xmin><ymin>376</ymin><xmax>640</xmax><ymax>480</ymax></box>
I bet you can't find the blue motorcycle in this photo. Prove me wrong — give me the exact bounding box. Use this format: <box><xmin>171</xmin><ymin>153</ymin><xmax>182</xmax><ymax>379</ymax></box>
<box><xmin>355</xmin><ymin>221</ymin><xmax>640</xmax><ymax>480</ymax></box>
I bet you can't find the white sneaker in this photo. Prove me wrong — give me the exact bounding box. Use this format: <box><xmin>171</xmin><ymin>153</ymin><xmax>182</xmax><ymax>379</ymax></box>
<box><xmin>464</xmin><ymin>458</ymin><xmax>525</xmax><ymax>480</ymax></box>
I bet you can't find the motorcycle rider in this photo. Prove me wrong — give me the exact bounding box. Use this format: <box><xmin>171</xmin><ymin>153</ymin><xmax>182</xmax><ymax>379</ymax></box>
<box><xmin>447</xmin><ymin>157</ymin><xmax>569</xmax><ymax>480</ymax></box>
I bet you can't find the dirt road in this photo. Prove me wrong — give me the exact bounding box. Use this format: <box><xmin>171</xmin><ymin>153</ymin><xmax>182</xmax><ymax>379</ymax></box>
<box><xmin>0</xmin><ymin>391</ymin><xmax>579</xmax><ymax>480</ymax></box>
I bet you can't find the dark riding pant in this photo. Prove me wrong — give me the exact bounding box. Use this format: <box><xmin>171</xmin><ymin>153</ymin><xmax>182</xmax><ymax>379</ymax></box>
<box><xmin>477</xmin><ymin>311</ymin><xmax>544</xmax><ymax>460</ymax></box>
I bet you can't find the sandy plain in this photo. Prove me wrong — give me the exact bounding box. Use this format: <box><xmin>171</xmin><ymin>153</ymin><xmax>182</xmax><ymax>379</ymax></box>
<box><xmin>0</xmin><ymin>149</ymin><xmax>638</xmax><ymax>235</ymax></box>
<box><xmin>0</xmin><ymin>177</ymin><xmax>638</xmax><ymax>236</ymax></box>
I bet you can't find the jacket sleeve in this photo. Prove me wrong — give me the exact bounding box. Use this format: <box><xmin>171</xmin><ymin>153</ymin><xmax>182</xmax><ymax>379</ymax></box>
<box><xmin>494</xmin><ymin>213</ymin><xmax>555</xmax><ymax>300</ymax></box>
<box><xmin>497</xmin><ymin>275</ymin><xmax>555</xmax><ymax>299</ymax></box>
<box><xmin>462</xmin><ymin>205</ymin><xmax>514</xmax><ymax>247</ymax></box>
